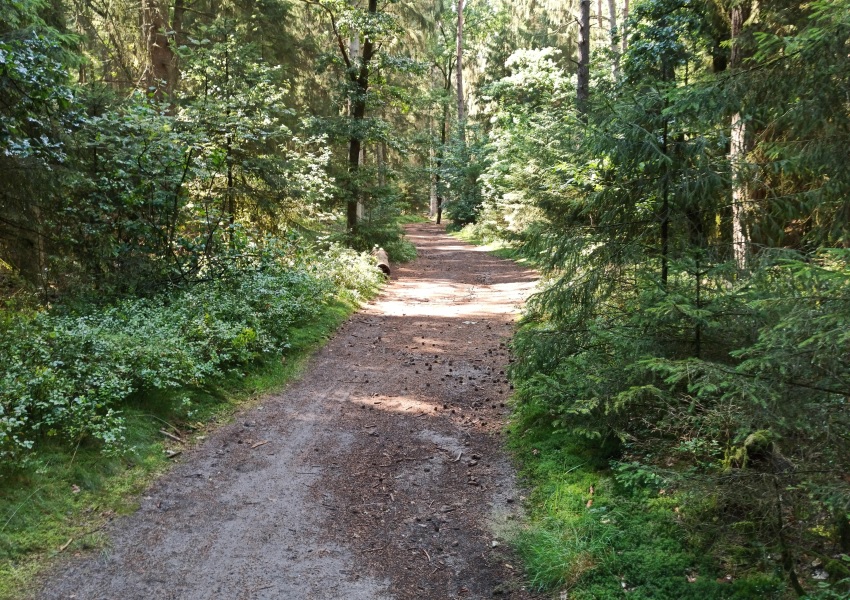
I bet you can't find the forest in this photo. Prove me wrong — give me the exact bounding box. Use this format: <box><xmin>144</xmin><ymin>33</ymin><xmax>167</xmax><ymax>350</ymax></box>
<box><xmin>2</xmin><ymin>0</ymin><xmax>850</xmax><ymax>597</ymax></box>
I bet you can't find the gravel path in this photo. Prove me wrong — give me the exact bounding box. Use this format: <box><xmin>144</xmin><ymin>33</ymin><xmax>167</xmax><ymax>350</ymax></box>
<box><xmin>38</xmin><ymin>222</ymin><xmax>539</xmax><ymax>600</ymax></box>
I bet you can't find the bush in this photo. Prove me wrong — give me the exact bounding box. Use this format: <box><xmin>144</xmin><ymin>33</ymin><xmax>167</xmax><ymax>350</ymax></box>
<box><xmin>510</xmin><ymin>250</ymin><xmax>850</xmax><ymax>596</ymax></box>
<box><xmin>0</xmin><ymin>240</ymin><xmax>383</xmax><ymax>464</ymax></box>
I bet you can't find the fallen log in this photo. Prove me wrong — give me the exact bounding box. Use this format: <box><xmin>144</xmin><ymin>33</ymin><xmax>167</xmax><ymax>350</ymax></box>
<box><xmin>373</xmin><ymin>247</ymin><xmax>391</xmax><ymax>276</ymax></box>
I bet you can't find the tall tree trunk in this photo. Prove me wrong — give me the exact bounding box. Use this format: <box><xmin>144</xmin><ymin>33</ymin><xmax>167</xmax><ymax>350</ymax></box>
<box><xmin>223</xmin><ymin>48</ymin><xmax>235</xmax><ymax>244</ymax></box>
<box><xmin>729</xmin><ymin>3</ymin><xmax>749</xmax><ymax>270</ymax></box>
<box><xmin>455</xmin><ymin>0</ymin><xmax>465</xmax><ymax>139</ymax></box>
<box><xmin>429</xmin><ymin>123</ymin><xmax>438</xmax><ymax>218</ymax></box>
<box><xmin>607</xmin><ymin>0</ymin><xmax>619</xmax><ymax>75</ymax></box>
<box><xmin>661</xmin><ymin>117</ymin><xmax>670</xmax><ymax>288</ymax></box>
<box><xmin>141</xmin><ymin>0</ymin><xmax>177</xmax><ymax>98</ymax></box>
<box><xmin>577</xmin><ymin>0</ymin><xmax>591</xmax><ymax>113</ymax></box>
<box><xmin>436</xmin><ymin>99</ymin><xmax>448</xmax><ymax>224</ymax></box>
<box><xmin>346</xmin><ymin>0</ymin><xmax>378</xmax><ymax>233</ymax></box>
<box><xmin>621</xmin><ymin>0</ymin><xmax>629</xmax><ymax>53</ymax></box>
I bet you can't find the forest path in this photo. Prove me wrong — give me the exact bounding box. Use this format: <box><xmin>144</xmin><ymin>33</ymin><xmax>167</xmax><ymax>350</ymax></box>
<box><xmin>38</xmin><ymin>222</ymin><xmax>538</xmax><ymax>600</ymax></box>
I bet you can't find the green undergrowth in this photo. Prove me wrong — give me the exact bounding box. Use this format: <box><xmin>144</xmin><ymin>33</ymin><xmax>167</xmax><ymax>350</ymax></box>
<box><xmin>451</xmin><ymin>225</ymin><xmax>538</xmax><ymax>268</ymax></box>
<box><xmin>396</xmin><ymin>213</ymin><xmax>430</xmax><ymax>224</ymax></box>
<box><xmin>0</xmin><ymin>295</ymin><xmax>364</xmax><ymax>599</ymax></box>
<box><xmin>507</xmin><ymin>406</ymin><xmax>787</xmax><ymax>599</ymax></box>
<box><xmin>457</xmin><ymin>230</ymin><xmax>793</xmax><ymax>598</ymax></box>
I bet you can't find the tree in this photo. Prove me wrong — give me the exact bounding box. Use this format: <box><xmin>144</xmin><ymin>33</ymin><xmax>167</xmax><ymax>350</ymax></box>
<box><xmin>455</xmin><ymin>0</ymin><xmax>465</xmax><ymax>136</ymax></box>
<box><xmin>576</xmin><ymin>0</ymin><xmax>590</xmax><ymax>112</ymax></box>
<box><xmin>728</xmin><ymin>0</ymin><xmax>752</xmax><ymax>270</ymax></box>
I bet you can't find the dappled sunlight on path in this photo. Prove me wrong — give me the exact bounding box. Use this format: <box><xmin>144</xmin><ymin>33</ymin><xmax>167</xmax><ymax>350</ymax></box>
<box><xmin>39</xmin><ymin>221</ymin><xmax>540</xmax><ymax>600</ymax></box>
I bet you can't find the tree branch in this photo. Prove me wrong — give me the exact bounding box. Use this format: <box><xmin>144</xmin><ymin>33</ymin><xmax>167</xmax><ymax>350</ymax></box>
<box><xmin>301</xmin><ymin>0</ymin><xmax>351</xmax><ymax>69</ymax></box>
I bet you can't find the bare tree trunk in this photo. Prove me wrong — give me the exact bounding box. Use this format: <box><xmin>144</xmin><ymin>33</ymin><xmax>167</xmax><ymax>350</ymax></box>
<box><xmin>141</xmin><ymin>0</ymin><xmax>177</xmax><ymax>98</ymax></box>
<box><xmin>729</xmin><ymin>4</ymin><xmax>749</xmax><ymax>270</ymax></box>
<box><xmin>436</xmin><ymin>99</ymin><xmax>448</xmax><ymax>224</ymax></box>
<box><xmin>429</xmin><ymin>142</ymin><xmax>438</xmax><ymax>218</ymax></box>
<box><xmin>607</xmin><ymin>0</ymin><xmax>619</xmax><ymax>74</ymax></box>
<box><xmin>661</xmin><ymin>117</ymin><xmax>670</xmax><ymax>287</ymax></box>
<box><xmin>621</xmin><ymin>0</ymin><xmax>629</xmax><ymax>53</ymax></box>
<box><xmin>455</xmin><ymin>0</ymin><xmax>465</xmax><ymax>138</ymax></box>
<box><xmin>345</xmin><ymin>0</ymin><xmax>378</xmax><ymax>233</ymax></box>
<box><xmin>730</xmin><ymin>111</ymin><xmax>748</xmax><ymax>269</ymax></box>
<box><xmin>577</xmin><ymin>0</ymin><xmax>591</xmax><ymax>113</ymax></box>
<box><xmin>597</xmin><ymin>0</ymin><xmax>603</xmax><ymax>30</ymax></box>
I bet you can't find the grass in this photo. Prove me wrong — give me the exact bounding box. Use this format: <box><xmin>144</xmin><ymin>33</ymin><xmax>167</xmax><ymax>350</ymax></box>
<box><xmin>0</xmin><ymin>295</ymin><xmax>365</xmax><ymax>600</ymax></box>
<box><xmin>396</xmin><ymin>212</ymin><xmax>430</xmax><ymax>224</ymax></box>
<box><xmin>450</xmin><ymin>225</ymin><xmax>540</xmax><ymax>268</ymax></box>
<box><xmin>507</xmin><ymin>408</ymin><xmax>787</xmax><ymax>599</ymax></box>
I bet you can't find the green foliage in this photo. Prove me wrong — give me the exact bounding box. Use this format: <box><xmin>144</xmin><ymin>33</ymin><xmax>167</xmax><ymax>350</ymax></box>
<box><xmin>480</xmin><ymin>1</ymin><xmax>850</xmax><ymax>596</ymax></box>
<box><xmin>0</xmin><ymin>292</ymin><xmax>367</xmax><ymax>600</ymax></box>
<box><xmin>508</xmin><ymin>403</ymin><xmax>787</xmax><ymax>599</ymax></box>
<box><xmin>0</xmin><ymin>240</ymin><xmax>383</xmax><ymax>464</ymax></box>
<box><xmin>441</xmin><ymin>126</ymin><xmax>488</xmax><ymax>227</ymax></box>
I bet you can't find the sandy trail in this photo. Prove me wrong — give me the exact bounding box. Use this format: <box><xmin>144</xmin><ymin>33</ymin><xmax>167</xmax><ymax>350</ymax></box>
<box><xmin>38</xmin><ymin>222</ymin><xmax>538</xmax><ymax>600</ymax></box>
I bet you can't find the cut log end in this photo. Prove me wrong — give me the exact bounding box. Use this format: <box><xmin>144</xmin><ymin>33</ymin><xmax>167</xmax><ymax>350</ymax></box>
<box><xmin>373</xmin><ymin>247</ymin><xmax>391</xmax><ymax>277</ymax></box>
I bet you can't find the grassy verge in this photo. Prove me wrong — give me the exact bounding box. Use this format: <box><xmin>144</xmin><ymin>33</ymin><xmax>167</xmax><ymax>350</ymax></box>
<box><xmin>396</xmin><ymin>213</ymin><xmax>430</xmax><ymax>224</ymax></box>
<box><xmin>0</xmin><ymin>295</ymin><xmax>364</xmax><ymax>600</ymax></box>
<box><xmin>450</xmin><ymin>225</ymin><xmax>539</xmax><ymax>268</ymax></box>
<box><xmin>507</xmin><ymin>407</ymin><xmax>785</xmax><ymax>599</ymax></box>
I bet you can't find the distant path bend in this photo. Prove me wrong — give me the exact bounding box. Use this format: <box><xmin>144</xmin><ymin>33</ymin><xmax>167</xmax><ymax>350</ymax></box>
<box><xmin>39</xmin><ymin>222</ymin><xmax>538</xmax><ymax>600</ymax></box>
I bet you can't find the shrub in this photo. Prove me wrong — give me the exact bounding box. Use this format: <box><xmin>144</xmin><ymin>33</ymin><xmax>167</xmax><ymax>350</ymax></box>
<box><xmin>0</xmin><ymin>240</ymin><xmax>383</xmax><ymax>464</ymax></box>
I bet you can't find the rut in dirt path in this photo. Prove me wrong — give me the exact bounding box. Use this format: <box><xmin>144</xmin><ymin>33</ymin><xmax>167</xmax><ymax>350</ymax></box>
<box><xmin>38</xmin><ymin>222</ymin><xmax>538</xmax><ymax>600</ymax></box>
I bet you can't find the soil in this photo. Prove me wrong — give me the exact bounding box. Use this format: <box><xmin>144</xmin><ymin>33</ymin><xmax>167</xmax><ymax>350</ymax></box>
<box><xmin>37</xmin><ymin>222</ymin><xmax>540</xmax><ymax>600</ymax></box>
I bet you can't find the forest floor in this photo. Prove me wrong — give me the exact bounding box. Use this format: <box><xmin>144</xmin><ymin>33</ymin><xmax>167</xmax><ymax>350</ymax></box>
<box><xmin>36</xmin><ymin>222</ymin><xmax>541</xmax><ymax>600</ymax></box>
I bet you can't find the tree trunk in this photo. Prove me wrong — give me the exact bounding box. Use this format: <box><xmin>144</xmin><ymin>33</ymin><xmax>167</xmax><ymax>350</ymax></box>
<box><xmin>429</xmin><ymin>141</ymin><xmax>438</xmax><ymax>218</ymax></box>
<box><xmin>141</xmin><ymin>0</ymin><xmax>177</xmax><ymax>98</ymax></box>
<box><xmin>455</xmin><ymin>0</ymin><xmax>465</xmax><ymax>138</ymax></box>
<box><xmin>607</xmin><ymin>0</ymin><xmax>619</xmax><ymax>75</ymax></box>
<box><xmin>373</xmin><ymin>247</ymin><xmax>390</xmax><ymax>276</ymax></box>
<box><xmin>577</xmin><ymin>0</ymin><xmax>591</xmax><ymax>113</ymax></box>
<box><xmin>729</xmin><ymin>3</ymin><xmax>749</xmax><ymax>270</ymax></box>
<box><xmin>346</xmin><ymin>0</ymin><xmax>378</xmax><ymax>233</ymax></box>
<box><xmin>621</xmin><ymin>0</ymin><xmax>629</xmax><ymax>53</ymax></box>
<box><xmin>436</xmin><ymin>100</ymin><xmax>448</xmax><ymax>225</ymax></box>
<box><xmin>730</xmin><ymin>111</ymin><xmax>748</xmax><ymax>269</ymax></box>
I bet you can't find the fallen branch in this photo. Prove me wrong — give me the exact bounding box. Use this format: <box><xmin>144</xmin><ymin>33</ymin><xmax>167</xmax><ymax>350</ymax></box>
<box><xmin>159</xmin><ymin>429</ymin><xmax>183</xmax><ymax>443</ymax></box>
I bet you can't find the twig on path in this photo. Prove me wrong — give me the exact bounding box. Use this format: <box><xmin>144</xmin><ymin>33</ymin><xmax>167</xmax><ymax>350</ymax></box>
<box><xmin>159</xmin><ymin>429</ymin><xmax>184</xmax><ymax>443</ymax></box>
<box><xmin>250</xmin><ymin>440</ymin><xmax>269</xmax><ymax>449</ymax></box>
<box><xmin>58</xmin><ymin>538</ymin><xmax>73</xmax><ymax>552</ymax></box>
<box><xmin>451</xmin><ymin>452</ymin><xmax>463</xmax><ymax>463</ymax></box>
<box><xmin>422</xmin><ymin>548</ymin><xmax>431</xmax><ymax>562</ymax></box>
<box><xmin>251</xmin><ymin>584</ymin><xmax>273</xmax><ymax>593</ymax></box>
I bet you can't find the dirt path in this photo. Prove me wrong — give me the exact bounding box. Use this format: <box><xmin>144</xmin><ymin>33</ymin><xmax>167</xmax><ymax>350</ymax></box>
<box><xmin>38</xmin><ymin>223</ymin><xmax>539</xmax><ymax>600</ymax></box>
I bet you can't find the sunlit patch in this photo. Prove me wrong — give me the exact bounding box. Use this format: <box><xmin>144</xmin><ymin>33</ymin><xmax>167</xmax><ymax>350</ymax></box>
<box><xmin>365</xmin><ymin>278</ymin><xmax>536</xmax><ymax>319</ymax></box>
<box><xmin>349</xmin><ymin>394</ymin><xmax>440</xmax><ymax>415</ymax></box>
